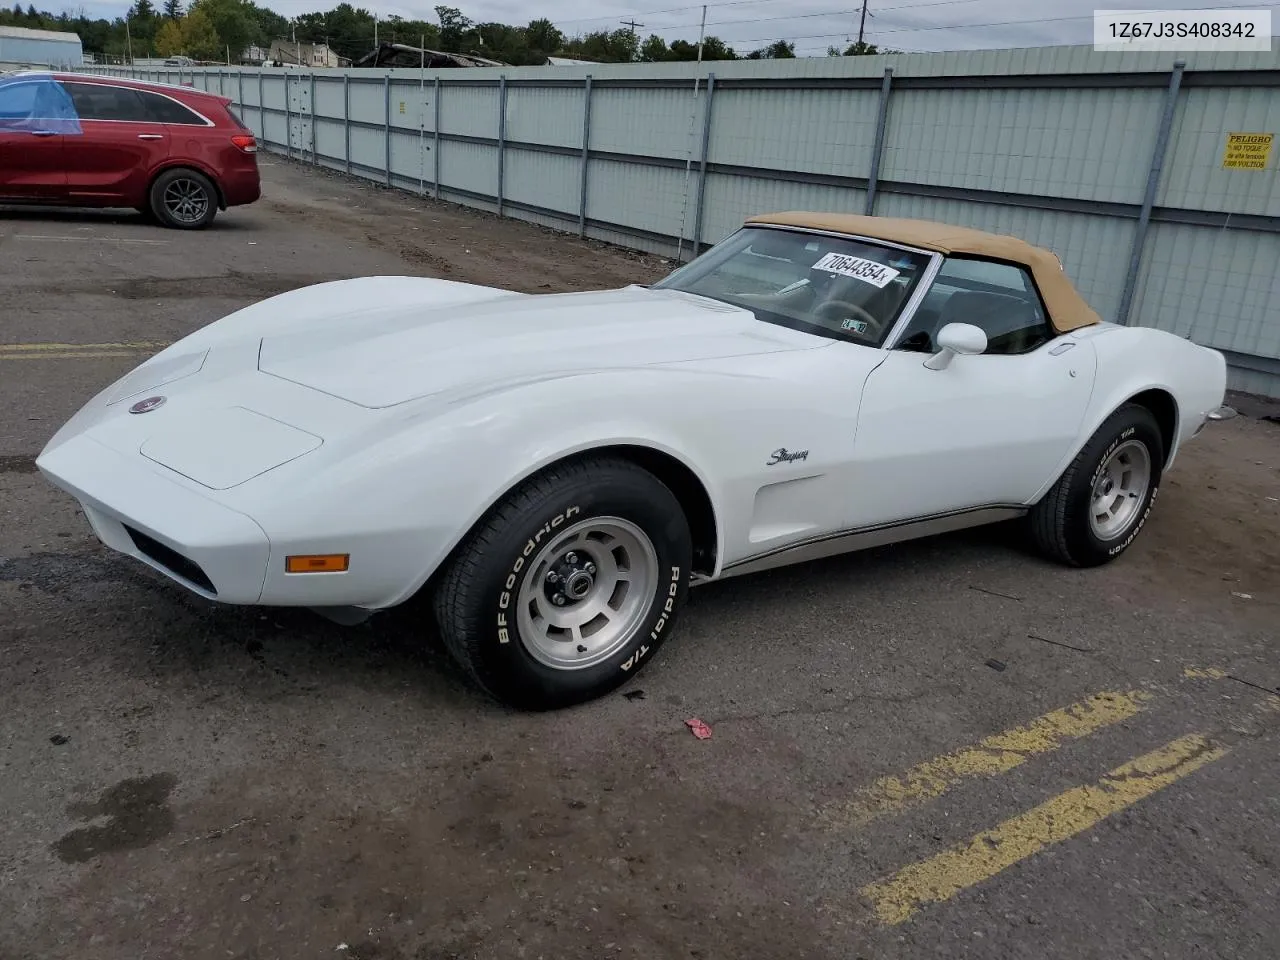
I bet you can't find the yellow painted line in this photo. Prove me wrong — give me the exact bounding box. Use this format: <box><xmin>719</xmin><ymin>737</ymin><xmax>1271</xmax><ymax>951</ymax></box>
<box><xmin>0</xmin><ymin>341</ymin><xmax>169</xmax><ymax>352</ymax></box>
<box><xmin>0</xmin><ymin>351</ymin><xmax>143</xmax><ymax>361</ymax></box>
<box><xmin>1183</xmin><ymin>666</ymin><xmax>1228</xmax><ymax>679</ymax></box>
<box><xmin>860</xmin><ymin>732</ymin><xmax>1229</xmax><ymax>925</ymax></box>
<box><xmin>820</xmin><ymin>691</ymin><xmax>1152</xmax><ymax>828</ymax></box>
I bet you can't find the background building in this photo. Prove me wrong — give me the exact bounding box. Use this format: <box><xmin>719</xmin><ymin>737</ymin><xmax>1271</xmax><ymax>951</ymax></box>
<box><xmin>0</xmin><ymin>25</ymin><xmax>83</xmax><ymax>70</ymax></box>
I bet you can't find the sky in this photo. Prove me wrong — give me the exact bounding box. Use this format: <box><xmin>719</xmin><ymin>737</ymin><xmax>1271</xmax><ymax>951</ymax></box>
<box><xmin>50</xmin><ymin>0</ymin><xmax>1280</xmax><ymax>58</ymax></box>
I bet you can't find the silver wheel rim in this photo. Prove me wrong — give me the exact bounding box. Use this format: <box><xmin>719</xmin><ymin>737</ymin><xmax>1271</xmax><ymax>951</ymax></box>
<box><xmin>515</xmin><ymin>516</ymin><xmax>659</xmax><ymax>671</ymax></box>
<box><xmin>1089</xmin><ymin>438</ymin><xmax>1151</xmax><ymax>540</ymax></box>
<box><xmin>163</xmin><ymin>178</ymin><xmax>209</xmax><ymax>224</ymax></box>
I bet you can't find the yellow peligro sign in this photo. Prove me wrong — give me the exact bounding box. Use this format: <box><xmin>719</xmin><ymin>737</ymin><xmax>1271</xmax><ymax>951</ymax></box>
<box><xmin>1222</xmin><ymin>132</ymin><xmax>1273</xmax><ymax>170</ymax></box>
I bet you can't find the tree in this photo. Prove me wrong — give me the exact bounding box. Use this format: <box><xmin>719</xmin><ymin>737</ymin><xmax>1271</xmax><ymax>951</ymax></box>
<box><xmin>434</xmin><ymin>4</ymin><xmax>471</xmax><ymax>52</ymax></box>
<box><xmin>746</xmin><ymin>39</ymin><xmax>794</xmax><ymax>59</ymax></box>
<box><xmin>561</xmin><ymin>27</ymin><xmax>637</xmax><ymax>63</ymax></box>
<box><xmin>163</xmin><ymin>0</ymin><xmax>182</xmax><ymax>18</ymax></box>
<box><xmin>155</xmin><ymin>15</ymin><xmax>184</xmax><ymax>52</ymax></box>
<box><xmin>524</xmin><ymin>17</ymin><xmax>562</xmax><ymax>57</ymax></box>
<box><xmin>639</xmin><ymin>33</ymin><xmax>668</xmax><ymax>62</ymax></box>
<box><xmin>188</xmin><ymin>0</ymin><xmax>260</xmax><ymax>61</ymax></box>
<box><xmin>180</xmin><ymin>6</ymin><xmax>221</xmax><ymax>59</ymax></box>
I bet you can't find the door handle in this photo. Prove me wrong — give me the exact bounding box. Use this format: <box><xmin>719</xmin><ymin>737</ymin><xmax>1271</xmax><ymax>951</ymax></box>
<box><xmin>137</xmin><ymin>134</ymin><xmax>164</xmax><ymax>141</ymax></box>
<box><xmin>29</xmin><ymin>130</ymin><xmax>57</xmax><ymax>137</ymax></box>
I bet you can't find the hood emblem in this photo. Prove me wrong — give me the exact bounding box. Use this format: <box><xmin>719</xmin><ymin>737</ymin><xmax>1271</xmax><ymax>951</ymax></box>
<box><xmin>129</xmin><ymin>396</ymin><xmax>167</xmax><ymax>414</ymax></box>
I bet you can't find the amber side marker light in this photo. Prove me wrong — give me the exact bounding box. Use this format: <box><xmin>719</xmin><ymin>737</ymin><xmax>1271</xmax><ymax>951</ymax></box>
<box><xmin>286</xmin><ymin>554</ymin><xmax>350</xmax><ymax>573</ymax></box>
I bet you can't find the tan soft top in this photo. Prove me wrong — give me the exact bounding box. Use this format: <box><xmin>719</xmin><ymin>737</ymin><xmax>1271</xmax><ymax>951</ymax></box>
<box><xmin>745</xmin><ymin>211</ymin><xmax>1100</xmax><ymax>334</ymax></box>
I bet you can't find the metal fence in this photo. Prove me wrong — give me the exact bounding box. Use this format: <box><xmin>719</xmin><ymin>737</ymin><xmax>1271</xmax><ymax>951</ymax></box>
<box><xmin>84</xmin><ymin>42</ymin><xmax>1280</xmax><ymax>397</ymax></box>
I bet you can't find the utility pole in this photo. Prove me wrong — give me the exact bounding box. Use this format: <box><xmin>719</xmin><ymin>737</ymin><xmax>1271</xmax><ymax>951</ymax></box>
<box><xmin>620</xmin><ymin>18</ymin><xmax>644</xmax><ymax>38</ymax></box>
<box><xmin>857</xmin><ymin>0</ymin><xmax>868</xmax><ymax>47</ymax></box>
<box><xmin>696</xmin><ymin>4</ymin><xmax>707</xmax><ymax>61</ymax></box>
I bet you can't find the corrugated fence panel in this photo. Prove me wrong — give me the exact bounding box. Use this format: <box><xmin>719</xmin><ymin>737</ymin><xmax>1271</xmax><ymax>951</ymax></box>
<box><xmin>700</xmin><ymin>174</ymin><xmax>868</xmax><ymax>247</ymax></box>
<box><xmin>503</xmin><ymin>148</ymin><xmax>579</xmax><ymax>217</ymax></box>
<box><xmin>313</xmin><ymin>117</ymin><xmax>346</xmax><ymax>163</ymax></box>
<box><xmin>1161</xmin><ymin>86</ymin><xmax>1280</xmax><ymax>217</ymax></box>
<box><xmin>881</xmin><ymin>87</ymin><xmax>1166</xmax><ymax>203</ymax></box>
<box><xmin>440</xmin><ymin>140</ymin><xmax>498</xmax><ymax>199</ymax></box>
<box><xmin>389</xmin><ymin>131</ymin><xmax>434</xmax><ymax>189</ymax></box>
<box><xmin>441</xmin><ymin>83</ymin><xmax>497</xmax><ymax>140</ymax></box>
<box><xmin>347</xmin><ymin>77</ymin><xmax>386</xmax><ymax>124</ymax></box>
<box><xmin>708</xmin><ymin>87</ymin><xmax>882</xmax><ymax>179</ymax></box>
<box><xmin>313</xmin><ymin>77</ymin><xmax>346</xmax><ymax>119</ymax></box>
<box><xmin>506</xmin><ymin>85</ymin><xmax>584</xmax><ymax>150</ymax></box>
<box><xmin>586</xmin><ymin>159</ymin><xmax>691</xmax><ymax>239</ymax></box>
<box><xmin>348</xmin><ymin>116</ymin><xmax>386</xmax><ymax>173</ymax></box>
<box><xmin>1134</xmin><ymin>223</ymin><xmax>1280</xmax><ymax>358</ymax></box>
<box><xmin>589</xmin><ymin>86</ymin><xmax>704</xmax><ymax>160</ymax></box>
<box><xmin>388</xmin><ymin>78</ymin><xmax>432</xmax><ymax>134</ymax></box>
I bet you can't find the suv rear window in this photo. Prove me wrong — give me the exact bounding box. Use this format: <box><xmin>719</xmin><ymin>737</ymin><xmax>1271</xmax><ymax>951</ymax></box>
<box><xmin>141</xmin><ymin>91</ymin><xmax>208</xmax><ymax>125</ymax></box>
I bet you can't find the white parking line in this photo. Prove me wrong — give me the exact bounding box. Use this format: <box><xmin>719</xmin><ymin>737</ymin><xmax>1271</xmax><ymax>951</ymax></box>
<box><xmin>15</xmin><ymin>235</ymin><xmax>169</xmax><ymax>245</ymax></box>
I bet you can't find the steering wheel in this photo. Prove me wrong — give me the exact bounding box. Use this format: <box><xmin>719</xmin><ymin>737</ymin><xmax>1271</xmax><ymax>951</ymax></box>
<box><xmin>813</xmin><ymin>299</ymin><xmax>883</xmax><ymax>338</ymax></box>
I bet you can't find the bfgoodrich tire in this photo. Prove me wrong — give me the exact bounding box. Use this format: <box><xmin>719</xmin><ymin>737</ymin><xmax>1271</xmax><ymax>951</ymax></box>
<box><xmin>1028</xmin><ymin>403</ymin><xmax>1165</xmax><ymax>567</ymax></box>
<box><xmin>149</xmin><ymin>167</ymin><xmax>219</xmax><ymax>229</ymax></box>
<box><xmin>433</xmin><ymin>455</ymin><xmax>693</xmax><ymax>710</ymax></box>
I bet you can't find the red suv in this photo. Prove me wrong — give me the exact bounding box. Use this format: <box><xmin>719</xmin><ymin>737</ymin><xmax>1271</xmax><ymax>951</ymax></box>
<box><xmin>0</xmin><ymin>71</ymin><xmax>260</xmax><ymax>229</ymax></box>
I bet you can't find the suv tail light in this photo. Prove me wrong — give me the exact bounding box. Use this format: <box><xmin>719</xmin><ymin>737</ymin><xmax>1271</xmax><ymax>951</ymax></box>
<box><xmin>231</xmin><ymin>134</ymin><xmax>257</xmax><ymax>154</ymax></box>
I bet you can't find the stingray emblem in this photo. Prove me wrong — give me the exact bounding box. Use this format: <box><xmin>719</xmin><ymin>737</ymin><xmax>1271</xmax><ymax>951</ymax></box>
<box><xmin>129</xmin><ymin>396</ymin><xmax>167</xmax><ymax>415</ymax></box>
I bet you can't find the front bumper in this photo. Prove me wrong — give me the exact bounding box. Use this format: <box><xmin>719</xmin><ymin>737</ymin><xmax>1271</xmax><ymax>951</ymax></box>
<box><xmin>36</xmin><ymin>436</ymin><xmax>271</xmax><ymax>603</ymax></box>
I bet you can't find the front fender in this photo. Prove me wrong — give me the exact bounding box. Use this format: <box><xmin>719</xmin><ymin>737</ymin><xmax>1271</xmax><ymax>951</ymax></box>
<box><xmin>242</xmin><ymin>364</ymin><xmax>803</xmax><ymax>609</ymax></box>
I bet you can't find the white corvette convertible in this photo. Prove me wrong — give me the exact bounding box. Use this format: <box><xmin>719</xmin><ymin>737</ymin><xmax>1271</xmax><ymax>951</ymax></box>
<box><xmin>37</xmin><ymin>212</ymin><xmax>1235</xmax><ymax>709</ymax></box>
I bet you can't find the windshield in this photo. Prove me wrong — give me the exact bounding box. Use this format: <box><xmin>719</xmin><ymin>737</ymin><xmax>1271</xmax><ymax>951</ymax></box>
<box><xmin>652</xmin><ymin>226</ymin><xmax>934</xmax><ymax>346</ymax></box>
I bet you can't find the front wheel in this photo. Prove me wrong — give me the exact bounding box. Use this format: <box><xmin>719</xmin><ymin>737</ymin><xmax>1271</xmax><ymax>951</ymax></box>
<box><xmin>433</xmin><ymin>456</ymin><xmax>692</xmax><ymax>710</ymax></box>
<box><xmin>148</xmin><ymin>168</ymin><xmax>219</xmax><ymax>229</ymax></box>
<box><xmin>1027</xmin><ymin>403</ymin><xmax>1164</xmax><ymax>567</ymax></box>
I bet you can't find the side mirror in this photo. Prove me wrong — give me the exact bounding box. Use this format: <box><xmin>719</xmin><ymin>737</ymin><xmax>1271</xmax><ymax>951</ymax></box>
<box><xmin>923</xmin><ymin>322</ymin><xmax>987</xmax><ymax>370</ymax></box>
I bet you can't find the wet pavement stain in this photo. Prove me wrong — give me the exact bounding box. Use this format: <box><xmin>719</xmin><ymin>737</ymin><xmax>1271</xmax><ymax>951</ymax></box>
<box><xmin>52</xmin><ymin>773</ymin><xmax>177</xmax><ymax>864</ymax></box>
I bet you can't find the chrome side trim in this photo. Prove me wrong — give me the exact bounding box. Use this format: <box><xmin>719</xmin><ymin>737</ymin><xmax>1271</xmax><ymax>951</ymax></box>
<box><xmin>709</xmin><ymin>505</ymin><xmax>1028</xmax><ymax>582</ymax></box>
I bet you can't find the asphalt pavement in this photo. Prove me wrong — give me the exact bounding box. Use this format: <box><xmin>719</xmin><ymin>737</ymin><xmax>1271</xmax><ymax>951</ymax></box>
<box><xmin>2</xmin><ymin>159</ymin><xmax>1278</xmax><ymax>960</ymax></box>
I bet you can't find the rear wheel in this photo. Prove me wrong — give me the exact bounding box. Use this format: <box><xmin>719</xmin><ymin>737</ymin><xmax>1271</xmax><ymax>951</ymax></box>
<box><xmin>149</xmin><ymin>168</ymin><xmax>219</xmax><ymax>229</ymax></box>
<box><xmin>1028</xmin><ymin>403</ymin><xmax>1164</xmax><ymax>567</ymax></box>
<box><xmin>433</xmin><ymin>456</ymin><xmax>692</xmax><ymax>710</ymax></box>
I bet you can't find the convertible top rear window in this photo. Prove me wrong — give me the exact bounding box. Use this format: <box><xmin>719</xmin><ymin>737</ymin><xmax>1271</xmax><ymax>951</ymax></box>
<box><xmin>652</xmin><ymin>226</ymin><xmax>933</xmax><ymax>347</ymax></box>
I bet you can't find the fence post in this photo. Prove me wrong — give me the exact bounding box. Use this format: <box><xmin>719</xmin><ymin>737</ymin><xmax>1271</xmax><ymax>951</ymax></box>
<box><xmin>578</xmin><ymin>75</ymin><xmax>593</xmax><ymax>238</ymax></box>
<box><xmin>238</xmin><ymin>69</ymin><xmax>244</xmax><ymax>113</ymax></box>
<box><xmin>309</xmin><ymin>70</ymin><xmax>317</xmax><ymax>164</ymax></box>
<box><xmin>690</xmin><ymin>73</ymin><xmax>716</xmax><ymax>260</ymax></box>
<box><xmin>496</xmin><ymin>75</ymin><xmax>507</xmax><ymax>218</ymax></box>
<box><xmin>1116</xmin><ymin>59</ymin><xmax>1185</xmax><ymax>327</ymax></box>
<box><xmin>384</xmin><ymin>73</ymin><xmax>392</xmax><ymax>187</ymax></box>
<box><xmin>343</xmin><ymin>74</ymin><xmax>351</xmax><ymax>175</ymax></box>
<box><xmin>865</xmin><ymin>66</ymin><xmax>894</xmax><ymax>216</ymax></box>
<box><xmin>284</xmin><ymin>72</ymin><xmax>292</xmax><ymax>161</ymax></box>
<box><xmin>433</xmin><ymin>76</ymin><xmax>441</xmax><ymax>199</ymax></box>
<box><xmin>258</xmin><ymin>71</ymin><xmax>265</xmax><ymax>141</ymax></box>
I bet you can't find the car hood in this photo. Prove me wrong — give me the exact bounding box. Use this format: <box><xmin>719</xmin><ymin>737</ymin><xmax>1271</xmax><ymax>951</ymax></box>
<box><xmin>256</xmin><ymin>285</ymin><xmax>817</xmax><ymax>408</ymax></box>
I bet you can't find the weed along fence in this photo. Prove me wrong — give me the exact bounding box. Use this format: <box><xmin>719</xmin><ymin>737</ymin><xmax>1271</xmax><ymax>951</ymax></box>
<box><xmin>87</xmin><ymin>42</ymin><xmax>1280</xmax><ymax>397</ymax></box>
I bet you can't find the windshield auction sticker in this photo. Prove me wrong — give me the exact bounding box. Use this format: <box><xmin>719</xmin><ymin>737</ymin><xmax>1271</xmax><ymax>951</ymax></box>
<box><xmin>811</xmin><ymin>253</ymin><xmax>900</xmax><ymax>288</ymax></box>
